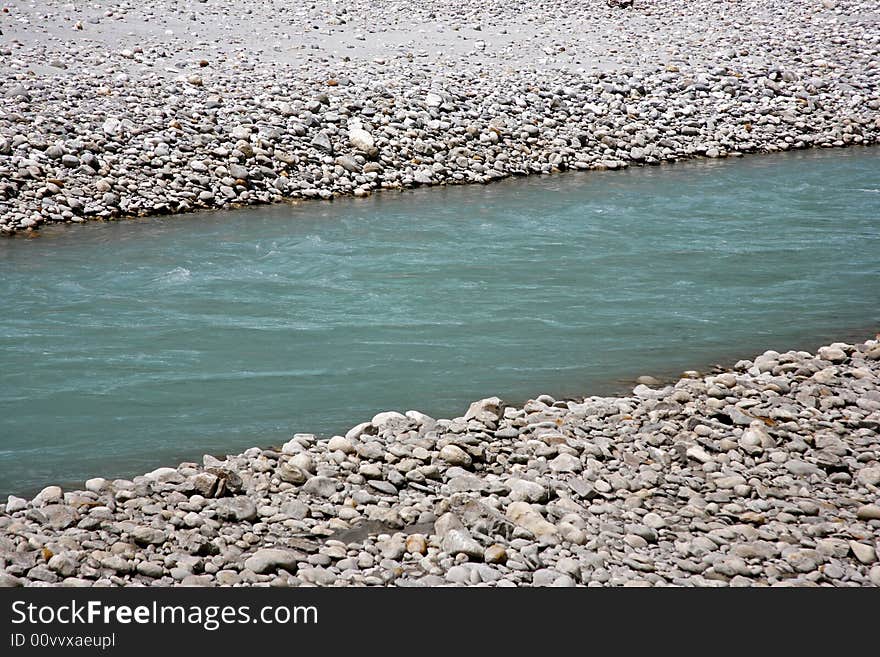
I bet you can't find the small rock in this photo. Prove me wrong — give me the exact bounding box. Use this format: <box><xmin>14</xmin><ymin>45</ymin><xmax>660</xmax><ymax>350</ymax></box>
<box><xmin>405</xmin><ymin>534</ymin><xmax>428</xmax><ymax>555</ymax></box>
<box><xmin>311</xmin><ymin>131</ymin><xmax>333</xmax><ymax>153</ymax></box>
<box><xmin>484</xmin><ymin>544</ymin><xmax>508</xmax><ymax>564</ymax></box>
<box><xmin>131</xmin><ymin>526</ymin><xmax>167</xmax><ymax>546</ymax></box>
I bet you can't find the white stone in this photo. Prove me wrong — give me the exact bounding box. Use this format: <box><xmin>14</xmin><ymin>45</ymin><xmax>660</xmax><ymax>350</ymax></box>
<box><xmin>6</xmin><ymin>495</ymin><xmax>27</xmax><ymax>513</ymax></box>
<box><xmin>371</xmin><ymin>411</ymin><xmax>407</xmax><ymax>427</ymax></box>
<box><xmin>327</xmin><ymin>436</ymin><xmax>354</xmax><ymax>454</ymax></box>
<box><xmin>349</xmin><ymin>127</ymin><xmax>374</xmax><ymax>152</ymax></box>
<box><xmin>84</xmin><ymin>478</ymin><xmax>107</xmax><ymax>493</ymax></box>
<box><xmin>506</xmin><ymin>502</ymin><xmax>559</xmax><ymax>543</ymax></box>
<box><xmin>32</xmin><ymin>485</ymin><xmax>63</xmax><ymax>506</ymax></box>
<box><xmin>439</xmin><ymin>444</ymin><xmax>472</xmax><ymax>467</ymax></box>
<box><xmin>143</xmin><ymin>467</ymin><xmax>179</xmax><ymax>482</ymax></box>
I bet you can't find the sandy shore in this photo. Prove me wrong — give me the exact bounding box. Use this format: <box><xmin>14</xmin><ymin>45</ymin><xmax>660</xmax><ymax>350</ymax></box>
<box><xmin>1</xmin><ymin>0</ymin><xmax>878</xmax><ymax>233</ymax></box>
<box><xmin>1</xmin><ymin>336</ymin><xmax>879</xmax><ymax>587</ymax></box>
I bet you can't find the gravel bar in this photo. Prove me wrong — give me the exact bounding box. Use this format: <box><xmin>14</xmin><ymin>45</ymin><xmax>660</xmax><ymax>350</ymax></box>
<box><xmin>1</xmin><ymin>0</ymin><xmax>878</xmax><ymax>233</ymax></box>
<box><xmin>2</xmin><ymin>337</ymin><xmax>879</xmax><ymax>587</ymax></box>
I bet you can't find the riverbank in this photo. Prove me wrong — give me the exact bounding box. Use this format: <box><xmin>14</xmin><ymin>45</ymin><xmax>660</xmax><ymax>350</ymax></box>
<box><xmin>2</xmin><ymin>336</ymin><xmax>879</xmax><ymax>587</ymax></box>
<box><xmin>2</xmin><ymin>0</ymin><xmax>879</xmax><ymax>233</ymax></box>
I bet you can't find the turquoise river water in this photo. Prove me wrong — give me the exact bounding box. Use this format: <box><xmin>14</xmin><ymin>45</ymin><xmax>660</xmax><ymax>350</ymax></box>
<box><xmin>1</xmin><ymin>148</ymin><xmax>879</xmax><ymax>496</ymax></box>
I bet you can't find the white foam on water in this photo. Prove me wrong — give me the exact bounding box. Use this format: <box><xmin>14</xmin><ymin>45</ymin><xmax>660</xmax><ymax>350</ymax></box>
<box><xmin>153</xmin><ymin>266</ymin><xmax>192</xmax><ymax>285</ymax></box>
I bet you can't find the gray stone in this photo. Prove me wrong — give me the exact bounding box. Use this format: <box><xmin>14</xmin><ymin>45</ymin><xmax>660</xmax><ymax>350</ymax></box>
<box><xmin>549</xmin><ymin>453</ymin><xmax>582</xmax><ymax>473</ymax></box>
<box><xmin>280</xmin><ymin>499</ymin><xmax>310</xmax><ymax>520</ymax></box>
<box><xmin>216</xmin><ymin>496</ymin><xmax>258</xmax><ymax>522</ymax></box>
<box><xmin>311</xmin><ymin>131</ymin><xmax>333</xmax><ymax>153</ymax></box>
<box><xmin>849</xmin><ymin>541</ymin><xmax>877</xmax><ymax>564</ymax></box>
<box><xmin>349</xmin><ymin>127</ymin><xmax>375</xmax><ymax>153</ymax></box>
<box><xmin>42</xmin><ymin>505</ymin><xmax>79</xmax><ymax>529</ymax></box>
<box><xmin>244</xmin><ymin>548</ymin><xmax>304</xmax><ymax>574</ymax></box>
<box><xmin>857</xmin><ymin>467</ymin><xmax>880</xmax><ymax>487</ymax></box>
<box><xmin>278</xmin><ymin>462</ymin><xmax>308</xmax><ymax>484</ymax></box>
<box><xmin>506</xmin><ymin>502</ymin><xmax>559</xmax><ymax>543</ymax></box>
<box><xmin>5</xmin><ymin>496</ymin><xmax>27</xmax><ymax>513</ymax></box>
<box><xmin>856</xmin><ymin>504</ymin><xmax>880</xmax><ymax>520</ymax></box>
<box><xmin>441</xmin><ymin>529</ymin><xmax>484</xmax><ymax>559</ymax></box>
<box><xmin>507</xmin><ymin>478</ymin><xmax>547</xmax><ymax>503</ymax></box>
<box><xmin>439</xmin><ymin>444</ymin><xmax>472</xmax><ymax>467</ymax></box>
<box><xmin>130</xmin><ymin>526</ymin><xmax>167</xmax><ymax>546</ymax></box>
<box><xmin>303</xmin><ymin>477</ymin><xmax>337</xmax><ymax>497</ymax></box>
<box><xmin>32</xmin><ymin>485</ymin><xmax>63</xmax><ymax>506</ymax></box>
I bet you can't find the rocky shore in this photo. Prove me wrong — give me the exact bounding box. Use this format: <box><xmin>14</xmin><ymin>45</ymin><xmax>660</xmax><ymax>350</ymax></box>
<box><xmin>2</xmin><ymin>0</ymin><xmax>879</xmax><ymax>233</ymax></box>
<box><xmin>1</xmin><ymin>336</ymin><xmax>879</xmax><ymax>587</ymax></box>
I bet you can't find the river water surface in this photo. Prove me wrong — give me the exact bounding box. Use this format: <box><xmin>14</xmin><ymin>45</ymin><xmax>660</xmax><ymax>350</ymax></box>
<box><xmin>1</xmin><ymin>148</ymin><xmax>878</xmax><ymax>495</ymax></box>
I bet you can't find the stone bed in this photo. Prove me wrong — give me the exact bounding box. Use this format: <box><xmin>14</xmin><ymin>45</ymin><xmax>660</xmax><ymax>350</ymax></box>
<box><xmin>1</xmin><ymin>0</ymin><xmax>878</xmax><ymax>233</ymax></box>
<box><xmin>2</xmin><ymin>336</ymin><xmax>879</xmax><ymax>586</ymax></box>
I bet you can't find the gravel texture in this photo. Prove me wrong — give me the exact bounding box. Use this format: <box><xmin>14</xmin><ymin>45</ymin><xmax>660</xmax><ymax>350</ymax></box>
<box><xmin>1</xmin><ymin>0</ymin><xmax>878</xmax><ymax>233</ymax></box>
<box><xmin>2</xmin><ymin>336</ymin><xmax>880</xmax><ymax>587</ymax></box>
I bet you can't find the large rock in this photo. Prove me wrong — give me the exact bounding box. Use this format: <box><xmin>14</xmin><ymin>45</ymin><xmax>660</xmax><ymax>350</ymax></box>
<box><xmin>850</xmin><ymin>541</ymin><xmax>877</xmax><ymax>564</ymax></box>
<box><xmin>47</xmin><ymin>554</ymin><xmax>78</xmax><ymax>578</ymax></box>
<box><xmin>439</xmin><ymin>444</ymin><xmax>472</xmax><ymax>467</ymax></box>
<box><xmin>0</xmin><ymin>573</ymin><xmax>24</xmax><ymax>587</ymax></box>
<box><xmin>143</xmin><ymin>467</ymin><xmax>182</xmax><ymax>484</ymax></box>
<box><xmin>280</xmin><ymin>499</ymin><xmax>310</xmax><ymax>520</ymax></box>
<box><xmin>206</xmin><ymin>467</ymin><xmax>243</xmax><ymax>496</ymax></box>
<box><xmin>84</xmin><ymin>478</ymin><xmax>107</xmax><ymax>493</ymax></box>
<box><xmin>434</xmin><ymin>511</ymin><xmax>464</xmax><ymax>537</ymax></box>
<box><xmin>190</xmin><ymin>472</ymin><xmax>219</xmax><ymax>497</ymax></box>
<box><xmin>817</xmin><ymin>345</ymin><xmax>847</xmax><ymax>363</ymax></box>
<box><xmin>278</xmin><ymin>462</ymin><xmax>308</xmax><ymax>484</ymax></box>
<box><xmin>32</xmin><ymin>485</ymin><xmax>63</xmax><ymax>506</ymax></box>
<box><xmin>289</xmin><ymin>452</ymin><xmax>315</xmax><ymax>473</ymax></box>
<box><xmin>506</xmin><ymin>502</ymin><xmax>559</xmax><ymax>543</ymax></box>
<box><xmin>327</xmin><ymin>436</ymin><xmax>354</xmax><ymax>454</ymax></box>
<box><xmin>857</xmin><ymin>505</ymin><xmax>880</xmax><ymax>521</ymax></box>
<box><xmin>6</xmin><ymin>496</ymin><xmax>27</xmax><ymax>513</ymax></box>
<box><xmin>130</xmin><ymin>526</ymin><xmax>168</xmax><ymax>546</ymax></box>
<box><xmin>857</xmin><ymin>466</ymin><xmax>880</xmax><ymax>487</ymax></box>
<box><xmin>311</xmin><ymin>131</ymin><xmax>333</xmax><ymax>153</ymax></box>
<box><xmin>349</xmin><ymin>127</ymin><xmax>375</xmax><ymax>154</ymax></box>
<box><xmin>464</xmin><ymin>397</ymin><xmax>503</xmax><ymax>424</ymax></box>
<box><xmin>244</xmin><ymin>548</ymin><xmax>304</xmax><ymax>574</ymax></box>
<box><xmin>215</xmin><ymin>496</ymin><xmax>258</xmax><ymax>522</ymax></box>
<box><xmin>507</xmin><ymin>478</ymin><xmax>548</xmax><ymax>503</ymax></box>
<box><xmin>42</xmin><ymin>505</ymin><xmax>79</xmax><ymax>529</ymax></box>
<box><xmin>302</xmin><ymin>476</ymin><xmax>337</xmax><ymax>497</ymax></box>
<box><xmin>371</xmin><ymin>411</ymin><xmax>407</xmax><ymax>427</ymax></box>
<box><xmin>441</xmin><ymin>529</ymin><xmax>484</xmax><ymax>559</ymax></box>
<box><xmin>549</xmin><ymin>453</ymin><xmax>582</xmax><ymax>473</ymax></box>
